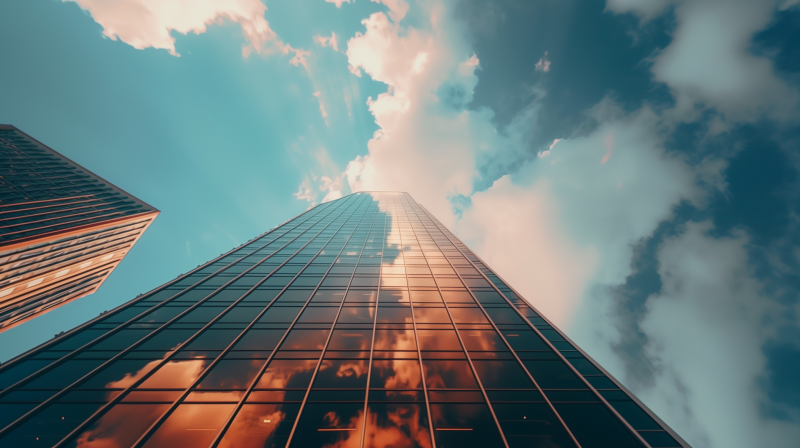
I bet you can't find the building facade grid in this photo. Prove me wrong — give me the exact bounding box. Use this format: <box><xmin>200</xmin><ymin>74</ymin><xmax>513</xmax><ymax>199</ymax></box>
<box><xmin>0</xmin><ymin>192</ymin><xmax>688</xmax><ymax>448</ymax></box>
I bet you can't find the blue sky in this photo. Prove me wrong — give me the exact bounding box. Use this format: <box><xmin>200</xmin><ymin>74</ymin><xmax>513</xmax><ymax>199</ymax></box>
<box><xmin>1</xmin><ymin>0</ymin><xmax>799</xmax><ymax>447</ymax></box>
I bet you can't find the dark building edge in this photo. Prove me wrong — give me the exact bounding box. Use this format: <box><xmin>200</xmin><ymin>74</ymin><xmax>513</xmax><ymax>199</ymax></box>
<box><xmin>0</xmin><ymin>124</ymin><xmax>158</xmax><ymax>213</ymax></box>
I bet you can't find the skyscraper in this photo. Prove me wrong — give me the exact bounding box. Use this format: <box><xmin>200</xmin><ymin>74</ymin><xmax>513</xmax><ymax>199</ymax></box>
<box><xmin>0</xmin><ymin>125</ymin><xmax>159</xmax><ymax>332</ymax></box>
<box><xmin>0</xmin><ymin>192</ymin><xmax>688</xmax><ymax>448</ymax></box>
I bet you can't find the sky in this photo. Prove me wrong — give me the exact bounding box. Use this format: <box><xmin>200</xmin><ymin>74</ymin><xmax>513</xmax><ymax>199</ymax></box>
<box><xmin>0</xmin><ymin>0</ymin><xmax>799</xmax><ymax>447</ymax></box>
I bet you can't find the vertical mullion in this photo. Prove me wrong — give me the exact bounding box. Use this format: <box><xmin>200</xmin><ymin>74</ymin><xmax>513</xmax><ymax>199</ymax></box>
<box><xmin>281</xmin><ymin>200</ymin><xmax>379</xmax><ymax>448</ymax></box>
<box><xmin>125</xmin><ymin>195</ymin><xmax>366</xmax><ymax>448</ymax></box>
<box><xmin>404</xmin><ymin>200</ymin><xmax>510</xmax><ymax>448</ymax></box>
<box><xmin>358</xmin><ymin>200</ymin><xmax>387</xmax><ymax>448</ymax></box>
<box><xmin>412</xmin><ymin>210</ymin><xmax>582</xmax><ymax>448</ymax></box>
<box><xmin>207</xmin><ymin>195</ymin><xmax>372</xmax><ymax>448</ymax></box>
<box><xmin>398</xmin><ymin>195</ymin><xmax>437</xmax><ymax>448</ymax></box>
<box><xmin>0</xmin><ymin>195</ymin><xmax>353</xmax><ymax>440</ymax></box>
<box><xmin>51</xmin><ymin>195</ymin><xmax>361</xmax><ymax>448</ymax></box>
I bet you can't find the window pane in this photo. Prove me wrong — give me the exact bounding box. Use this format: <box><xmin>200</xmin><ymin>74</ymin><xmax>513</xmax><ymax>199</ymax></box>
<box><xmin>258</xmin><ymin>307</ymin><xmax>302</xmax><ymax>323</ymax></box>
<box><xmin>217</xmin><ymin>403</ymin><xmax>301</xmax><ymax>448</ymax></box>
<box><xmin>337</xmin><ymin>307</ymin><xmax>375</xmax><ymax>324</ymax></box>
<box><xmin>233</xmin><ymin>329</ymin><xmax>285</xmax><ymax>351</ymax></box>
<box><xmin>279</xmin><ymin>329</ymin><xmax>330</xmax><ymax>351</ymax></box>
<box><xmin>492</xmin><ymin>403</ymin><xmax>577</xmax><ymax>448</ymax></box>
<box><xmin>373</xmin><ymin>330</ymin><xmax>416</xmax><ymax>351</ymax></box>
<box><xmin>141</xmin><ymin>404</ymin><xmax>236</xmax><ymax>448</ymax></box>
<box><xmin>430</xmin><ymin>403</ymin><xmax>504</xmax><ymax>448</ymax></box>
<box><xmin>554</xmin><ymin>403</ymin><xmax>643</xmax><ymax>448</ymax></box>
<box><xmin>412</xmin><ymin>308</ymin><xmax>451</xmax><ymax>324</ymax></box>
<box><xmin>185</xmin><ymin>329</ymin><xmax>242</xmax><ymax>351</ymax></box>
<box><xmin>460</xmin><ymin>330</ymin><xmax>506</xmax><ymax>352</ymax></box>
<box><xmin>298</xmin><ymin>307</ymin><xmax>338</xmax><ymax>323</ymax></box>
<box><xmin>416</xmin><ymin>330</ymin><xmax>462</xmax><ymax>351</ymax></box>
<box><xmin>370</xmin><ymin>360</ymin><xmax>421</xmax><ymax>389</ymax></box>
<box><xmin>502</xmin><ymin>331</ymin><xmax>549</xmax><ymax>351</ymax></box>
<box><xmin>376</xmin><ymin>307</ymin><xmax>412</xmax><ymax>324</ymax></box>
<box><xmin>290</xmin><ymin>403</ymin><xmax>363</xmax><ymax>447</ymax></box>
<box><xmin>328</xmin><ymin>330</ymin><xmax>372</xmax><ymax>351</ymax></box>
<box><xmin>79</xmin><ymin>359</ymin><xmax>162</xmax><ymax>389</ymax></box>
<box><xmin>0</xmin><ymin>403</ymin><xmax>102</xmax><ymax>447</ymax></box>
<box><xmin>448</xmin><ymin>308</ymin><xmax>488</xmax><ymax>324</ymax></box>
<box><xmin>197</xmin><ymin>360</ymin><xmax>266</xmax><ymax>389</ymax></box>
<box><xmin>64</xmin><ymin>403</ymin><xmax>170</xmax><ymax>448</ymax></box>
<box><xmin>23</xmin><ymin>360</ymin><xmax>105</xmax><ymax>389</ymax></box>
<box><xmin>471</xmin><ymin>360</ymin><xmax>533</xmax><ymax>389</ymax></box>
<box><xmin>422</xmin><ymin>360</ymin><xmax>478</xmax><ymax>389</ymax></box>
<box><xmin>255</xmin><ymin>359</ymin><xmax>318</xmax><ymax>389</ymax></box>
<box><xmin>364</xmin><ymin>403</ymin><xmax>430</xmax><ymax>448</ymax></box>
<box><xmin>138</xmin><ymin>360</ymin><xmax>211</xmax><ymax>389</ymax></box>
<box><xmin>522</xmin><ymin>361</ymin><xmax>586</xmax><ymax>389</ymax></box>
<box><xmin>313</xmin><ymin>360</ymin><xmax>369</xmax><ymax>388</ymax></box>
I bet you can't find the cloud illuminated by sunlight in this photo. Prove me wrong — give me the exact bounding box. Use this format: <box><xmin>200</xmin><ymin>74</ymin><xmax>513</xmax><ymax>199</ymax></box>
<box><xmin>64</xmin><ymin>0</ymin><xmax>308</xmax><ymax>61</ymax></box>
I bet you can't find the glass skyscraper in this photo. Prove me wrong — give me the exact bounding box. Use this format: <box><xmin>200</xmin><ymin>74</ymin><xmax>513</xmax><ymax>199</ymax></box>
<box><xmin>0</xmin><ymin>125</ymin><xmax>158</xmax><ymax>332</ymax></box>
<box><xmin>0</xmin><ymin>192</ymin><xmax>688</xmax><ymax>448</ymax></box>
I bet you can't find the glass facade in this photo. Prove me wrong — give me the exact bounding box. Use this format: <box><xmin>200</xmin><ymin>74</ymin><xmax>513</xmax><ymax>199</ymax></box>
<box><xmin>0</xmin><ymin>125</ymin><xmax>159</xmax><ymax>332</ymax></box>
<box><xmin>0</xmin><ymin>192</ymin><xmax>688</xmax><ymax>448</ymax></box>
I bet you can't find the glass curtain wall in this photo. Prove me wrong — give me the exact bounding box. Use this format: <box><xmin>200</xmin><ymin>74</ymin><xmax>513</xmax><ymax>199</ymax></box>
<box><xmin>0</xmin><ymin>192</ymin><xmax>688</xmax><ymax>448</ymax></box>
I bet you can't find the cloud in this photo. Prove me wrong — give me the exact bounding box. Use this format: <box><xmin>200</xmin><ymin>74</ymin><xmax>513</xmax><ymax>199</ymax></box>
<box><xmin>325</xmin><ymin>0</ymin><xmax>352</xmax><ymax>7</ymax></box>
<box><xmin>639</xmin><ymin>221</ymin><xmax>800</xmax><ymax>447</ymax></box>
<box><xmin>332</xmin><ymin>2</ymin><xmax>798</xmax><ymax>447</ymax></box>
<box><xmin>343</xmin><ymin>7</ymin><xmax>501</xmax><ymax>226</ymax></box>
<box><xmin>314</xmin><ymin>31</ymin><xmax>339</xmax><ymax>52</ymax></box>
<box><xmin>534</xmin><ymin>51</ymin><xmax>551</xmax><ymax>73</ymax></box>
<box><xmin>608</xmin><ymin>0</ymin><xmax>799</xmax><ymax>122</ymax></box>
<box><xmin>461</xmin><ymin>106</ymin><xmax>696</xmax><ymax>329</ymax></box>
<box><xmin>64</xmin><ymin>0</ymin><xmax>308</xmax><ymax>61</ymax></box>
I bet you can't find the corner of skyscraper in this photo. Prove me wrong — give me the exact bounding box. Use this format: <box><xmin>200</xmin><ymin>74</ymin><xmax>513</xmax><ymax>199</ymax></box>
<box><xmin>0</xmin><ymin>124</ymin><xmax>159</xmax><ymax>332</ymax></box>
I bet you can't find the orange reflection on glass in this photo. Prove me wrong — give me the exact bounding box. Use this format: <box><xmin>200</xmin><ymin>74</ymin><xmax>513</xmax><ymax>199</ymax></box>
<box><xmin>373</xmin><ymin>330</ymin><xmax>416</xmax><ymax>351</ymax></box>
<box><xmin>255</xmin><ymin>359</ymin><xmax>318</xmax><ymax>389</ymax></box>
<box><xmin>370</xmin><ymin>360</ymin><xmax>421</xmax><ymax>389</ymax></box>
<box><xmin>448</xmin><ymin>308</ymin><xmax>489</xmax><ymax>324</ymax></box>
<box><xmin>138</xmin><ymin>360</ymin><xmax>211</xmax><ymax>389</ymax></box>
<box><xmin>280</xmin><ymin>329</ymin><xmax>330</xmax><ymax>350</ymax></box>
<box><xmin>328</xmin><ymin>330</ymin><xmax>372</xmax><ymax>351</ymax></box>
<box><xmin>412</xmin><ymin>308</ymin><xmax>451</xmax><ymax>324</ymax></box>
<box><xmin>459</xmin><ymin>330</ymin><xmax>506</xmax><ymax>352</ymax></box>
<box><xmin>217</xmin><ymin>404</ymin><xmax>300</xmax><ymax>448</ymax></box>
<box><xmin>290</xmin><ymin>403</ymin><xmax>364</xmax><ymax>447</ymax></box>
<box><xmin>104</xmin><ymin>359</ymin><xmax>163</xmax><ymax>388</ymax></box>
<box><xmin>337</xmin><ymin>307</ymin><xmax>375</xmax><ymax>324</ymax></box>
<box><xmin>184</xmin><ymin>391</ymin><xmax>244</xmax><ymax>402</ymax></box>
<box><xmin>416</xmin><ymin>330</ymin><xmax>462</xmax><ymax>351</ymax></box>
<box><xmin>364</xmin><ymin>403</ymin><xmax>432</xmax><ymax>448</ymax></box>
<box><xmin>314</xmin><ymin>359</ymin><xmax>369</xmax><ymax>388</ymax></box>
<box><xmin>69</xmin><ymin>403</ymin><xmax>170</xmax><ymax>448</ymax></box>
<box><xmin>122</xmin><ymin>390</ymin><xmax>183</xmax><ymax>403</ymax></box>
<box><xmin>141</xmin><ymin>404</ymin><xmax>235</xmax><ymax>448</ymax></box>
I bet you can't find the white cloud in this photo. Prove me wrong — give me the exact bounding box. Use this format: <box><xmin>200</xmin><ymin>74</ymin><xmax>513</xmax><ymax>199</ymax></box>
<box><xmin>461</xmin><ymin>107</ymin><xmax>696</xmax><ymax>328</ymax></box>
<box><xmin>314</xmin><ymin>31</ymin><xmax>339</xmax><ymax>52</ymax></box>
<box><xmin>608</xmin><ymin>0</ymin><xmax>799</xmax><ymax>122</ymax></box>
<box><xmin>639</xmin><ymin>221</ymin><xmax>800</xmax><ymax>448</ymax></box>
<box><xmin>64</xmin><ymin>0</ymin><xmax>308</xmax><ymax>61</ymax></box>
<box><xmin>371</xmin><ymin>0</ymin><xmax>410</xmax><ymax>23</ymax></box>
<box><xmin>343</xmin><ymin>6</ymin><xmax>501</xmax><ymax>226</ymax></box>
<box><xmin>325</xmin><ymin>0</ymin><xmax>351</xmax><ymax>7</ymax></box>
<box><xmin>332</xmin><ymin>2</ymin><xmax>799</xmax><ymax>447</ymax></box>
<box><xmin>534</xmin><ymin>51</ymin><xmax>551</xmax><ymax>73</ymax></box>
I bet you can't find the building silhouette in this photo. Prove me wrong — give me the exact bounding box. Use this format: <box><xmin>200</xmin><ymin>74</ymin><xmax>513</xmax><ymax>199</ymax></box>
<box><xmin>0</xmin><ymin>192</ymin><xmax>687</xmax><ymax>447</ymax></box>
<box><xmin>0</xmin><ymin>125</ymin><xmax>158</xmax><ymax>332</ymax></box>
